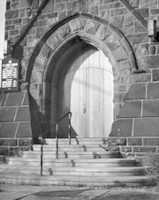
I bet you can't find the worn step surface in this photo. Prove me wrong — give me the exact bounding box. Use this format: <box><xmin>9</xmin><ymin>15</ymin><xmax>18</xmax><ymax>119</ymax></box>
<box><xmin>0</xmin><ymin>173</ymin><xmax>156</xmax><ymax>187</ymax></box>
<box><xmin>0</xmin><ymin>138</ymin><xmax>156</xmax><ymax>187</ymax></box>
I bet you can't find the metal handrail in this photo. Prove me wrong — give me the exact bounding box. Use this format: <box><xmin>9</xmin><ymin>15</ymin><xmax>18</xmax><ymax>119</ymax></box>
<box><xmin>55</xmin><ymin>111</ymin><xmax>72</xmax><ymax>159</ymax></box>
<box><xmin>38</xmin><ymin>135</ymin><xmax>44</xmax><ymax>176</ymax></box>
<box><xmin>57</xmin><ymin>111</ymin><xmax>72</xmax><ymax>123</ymax></box>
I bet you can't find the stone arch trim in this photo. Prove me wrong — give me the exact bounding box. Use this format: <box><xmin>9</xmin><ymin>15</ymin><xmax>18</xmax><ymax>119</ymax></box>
<box><xmin>26</xmin><ymin>12</ymin><xmax>139</xmax><ymax>84</ymax></box>
<box><xmin>26</xmin><ymin>12</ymin><xmax>139</xmax><ymax>137</ymax></box>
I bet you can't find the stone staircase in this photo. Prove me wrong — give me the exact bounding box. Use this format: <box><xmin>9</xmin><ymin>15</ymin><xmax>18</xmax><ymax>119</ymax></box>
<box><xmin>0</xmin><ymin>138</ymin><xmax>156</xmax><ymax>187</ymax></box>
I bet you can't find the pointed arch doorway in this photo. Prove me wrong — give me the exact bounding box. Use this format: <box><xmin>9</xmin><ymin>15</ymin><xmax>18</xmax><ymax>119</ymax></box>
<box><xmin>70</xmin><ymin>50</ymin><xmax>114</xmax><ymax>138</ymax></box>
<box><xmin>42</xmin><ymin>37</ymin><xmax>115</xmax><ymax>138</ymax></box>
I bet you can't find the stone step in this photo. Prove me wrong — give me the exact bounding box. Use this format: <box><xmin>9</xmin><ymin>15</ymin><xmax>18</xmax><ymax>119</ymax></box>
<box><xmin>23</xmin><ymin>149</ymin><xmax>107</xmax><ymax>155</ymax></box>
<box><xmin>1</xmin><ymin>164</ymin><xmax>147</xmax><ymax>176</ymax></box>
<box><xmin>2</xmin><ymin>165</ymin><xmax>146</xmax><ymax>172</ymax></box>
<box><xmin>45</xmin><ymin>171</ymin><xmax>146</xmax><ymax>177</ymax></box>
<box><xmin>8</xmin><ymin>156</ymin><xmax>136</xmax><ymax>164</ymax></box>
<box><xmin>1</xmin><ymin>170</ymin><xmax>146</xmax><ymax>177</ymax></box>
<box><xmin>21</xmin><ymin>153</ymin><xmax>122</xmax><ymax>160</ymax></box>
<box><xmin>32</xmin><ymin>145</ymin><xmax>107</xmax><ymax>151</ymax></box>
<box><xmin>45</xmin><ymin>138</ymin><xmax>104</xmax><ymax>142</ymax></box>
<box><xmin>32</xmin><ymin>145</ymin><xmax>104</xmax><ymax>151</ymax></box>
<box><xmin>45</xmin><ymin>140</ymin><xmax>106</xmax><ymax>145</ymax></box>
<box><xmin>53</xmin><ymin>158</ymin><xmax>138</xmax><ymax>163</ymax></box>
<box><xmin>0</xmin><ymin>173</ymin><xmax>156</xmax><ymax>187</ymax></box>
<box><xmin>0</xmin><ymin>137</ymin><xmax>154</xmax><ymax>188</ymax></box>
<box><xmin>9</xmin><ymin>159</ymin><xmax>140</xmax><ymax>167</ymax></box>
<box><xmin>23</xmin><ymin>150</ymin><xmax>121</xmax><ymax>156</ymax></box>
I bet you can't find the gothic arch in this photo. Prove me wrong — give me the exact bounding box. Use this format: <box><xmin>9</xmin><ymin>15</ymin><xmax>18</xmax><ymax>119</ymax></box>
<box><xmin>26</xmin><ymin>13</ymin><xmax>139</xmax><ymax>137</ymax></box>
<box><xmin>26</xmin><ymin>13</ymin><xmax>138</xmax><ymax>83</ymax></box>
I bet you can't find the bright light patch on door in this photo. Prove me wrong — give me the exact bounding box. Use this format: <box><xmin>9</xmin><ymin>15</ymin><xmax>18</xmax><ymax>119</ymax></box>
<box><xmin>71</xmin><ymin>50</ymin><xmax>114</xmax><ymax>137</ymax></box>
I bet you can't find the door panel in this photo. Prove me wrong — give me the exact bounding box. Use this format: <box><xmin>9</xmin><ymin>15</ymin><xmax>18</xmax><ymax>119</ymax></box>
<box><xmin>71</xmin><ymin>50</ymin><xmax>113</xmax><ymax>137</ymax></box>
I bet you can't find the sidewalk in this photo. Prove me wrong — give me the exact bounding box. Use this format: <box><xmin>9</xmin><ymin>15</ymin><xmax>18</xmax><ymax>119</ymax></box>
<box><xmin>1</xmin><ymin>184</ymin><xmax>159</xmax><ymax>200</ymax></box>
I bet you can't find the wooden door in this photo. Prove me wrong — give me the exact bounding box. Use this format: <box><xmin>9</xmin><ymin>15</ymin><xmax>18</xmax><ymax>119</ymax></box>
<box><xmin>71</xmin><ymin>50</ymin><xmax>113</xmax><ymax>137</ymax></box>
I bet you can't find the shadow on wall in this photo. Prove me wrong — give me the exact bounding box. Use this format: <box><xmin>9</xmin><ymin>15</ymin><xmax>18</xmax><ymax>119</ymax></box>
<box><xmin>29</xmin><ymin>94</ymin><xmax>50</xmax><ymax>143</ymax></box>
<box><xmin>29</xmin><ymin>94</ymin><xmax>78</xmax><ymax>142</ymax></box>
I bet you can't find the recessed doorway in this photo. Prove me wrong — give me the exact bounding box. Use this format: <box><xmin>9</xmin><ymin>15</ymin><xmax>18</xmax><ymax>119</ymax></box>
<box><xmin>70</xmin><ymin>50</ymin><xmax>114</xmax><ymax>137</ymax></box>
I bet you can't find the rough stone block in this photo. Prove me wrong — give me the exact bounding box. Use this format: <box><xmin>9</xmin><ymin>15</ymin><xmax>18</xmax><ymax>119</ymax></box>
<box><xmin>6</xmin><ymin>25</ymin><xmax>15</xmax><ymax>31</ymax></box>
<box><xmin>152</xmin><ymin>69</ymin><xmax>159</xmax><ymax>81</ymax></box>
<box><xmin>54</xmin><ymin>3</ymin><xmax>66</xmax><ymax>11</ymax></box>
<box><xmin>6</xmin><ymin>10</ymin><xmax>19</xmax><ymax>19</ymax></box>
<box><xmin>143</xmin><ymin>100</ymin><xmax>159</xmax><ymax>117</ymax></box>
<box><xmin>133</xmin><ymin>146</ymin><xmax>156</xmax><ymax>152</ymax></box>
<box><xmin>124</xmin><ymin>84</ymin><xmax>146</xmax><ymax>100</ymax></box>
<box><xmin>120</xmin><ymin>146</ymin><xmax>132</xmax><ymax>153</ymax></box>
<box><xmin>119</xmin><ymin>84</ymin><xmax>129</xmax><ymax>92</ymax></box>
<box><xmin>110</xmin><ymin>119</ymin><xmax>132</xmax><ymax>137</ymax></box>
<box><xmin>143</xmin><ymin>138</ymin><xmax>159</xmax><ymax>146</ymax></box>
<box><xmin>69</xmin><ymin>18</ymin><xmax>83</xmax><ymax>32</ymax></box>
<box><xmin>0</xmin><ymin>123</ymin><xmax>17</xmax><ymax>138</ymax></box>
<box><xmin>140</xmin><ymin>0</ymin><xmax>157</xmax><ymax>8</ymax></box>
<box><xmin>18</xmin><ymin>139</ymin><xmax>32</xmax><ymax>146</ymax></box>
<box><xmin>128</xmin><ymin>0</ymin><xmax>139</xmax><ymax>8</ymax></box>
<box><xmin>135</xmin><ymin>21</ymin><xmax>146</xmax><ymax>33</ymax></box>
<box><xmin>147</xmin><ymin>83</ymin><xmax>159</xmax><ymax>99</ymax></box>
<box><xmin>145</xmin><ymin>56</ymin><xmax>159</xmax><ymax>68</ymax></box>
<box><xmin>107</xmin><ymin>137</ymin><xmax>127</xmax><ymax>145</ymax></box>
<box><xmin>137</xmin><ymin>8</ymin><xmax>149</xmax><ymax>17</ymax></box>
<box><xmin>123</xmin><ymin>14</ymin><xmax>134</xmax><ymax>34</ymax></box>
<box><xmin>137</xmin><ymin>154</ymin><xmax>159</xmax><ymax>175</ymax></box>
<box><xmin>149</xmin><ymin>45</ymin><xmax>156</xmax><ymax>55</ymax></box>
<box><xmin>150</xmin><ymin>9</ymin><xmax>159</xmax><ymax>15</ymax></box>
<box><xmin>20</xmin><ymin>146</ymin><xmax>31</xmax><ymax>151</ymax></box>
<box><xmin>15</xmin><ymin>107</ymin><xmax>31</xmax><ymax>121</ymax></box>
<box><xmin>16</xmin><ymin>122</ymin><xmax>32</xmax><ymax>138</ymax></box>
<box><xmin>127</xmin><ymin>33</ymin><xmax>148</xmax><ymax>44</ymax></box>
<box><xmin>5</xmin><ymin>92</ymin><xmax>24</xmax><ymax>106</ymax></box>
<box><xmin>112</xmin><ymin>16</ymin><xmax>124</xmax><ymax>30</ymax></box>
<box><xmin>130</xmin><ymin>73</ymin><xmax>151</xmax><ymax>83</ymax></box>
<box><xmin>0</xmin><ymin>108</ymin><xmax>16</xmax><ymax>122</ymax></box>
<box><xmin>42</xmin><ymin>0</ymin><xmax>52</xmax><ymax>13</ymax></box>
<box><xmin>111</xmin><ymin>8</ymin><xmax>127</xmax><ymax>16</ymax></box>
<box><xmin>85</xmin><ymin>21</ymin><xmax>99</xmax><ymax>35</ymax></box>
<box><xmin>0</xmin><ymin>147</ymin><xmax>9</xmax><ymax>155</ymax></box>
<box><xmin>118</xmin><ymin>101</ymin><xmax>141</xmax><ymax>118</ymax></box>
<box><xmin>0</xmin><ymin>139</ymin><xmax>17</xmax><ymax>146</ymax></box>
<box><xmin>23</xmin><ymin>92</ymin><xmax>29</xmax><ymax>105</ymax></box>
<box><xmin>114</xmin><ymin>92</ymin><xmax>127</xmax><ymax>103</ymax></box>
<box><xmin>112</xmin><ymin>46</ymin><xmax>128</xmax><ymax>60</ymax></box>
<box><xmin>9</xmin><ymin>29</ymin><xmax>19</xmax><ymax>36</ymax></box>
<box><xmin>134</xmin><ymin>118</ymin><xmax>159</xmax><ymax>136</ymax></box>
<box><xmin>67</xmin><ymin>1</ymin><xmax>80</xmax><ymax>13</ymax></box>
<box><xmin>8</xmin><ymin>147</ymin><xmax>22</xmax><ymax>156</ymax></box>
<box><xmin>127</xmin><ymin>137</ymin><xmax>142</xmax><ymax>146</ymax></box>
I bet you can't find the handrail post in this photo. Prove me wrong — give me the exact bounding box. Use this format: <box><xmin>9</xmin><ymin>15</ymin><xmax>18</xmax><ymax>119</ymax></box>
<box><xmin>39</xmin><ymin>136</ymin><xmax>43</xmax><ymax>176</ymax></box>
<box><xmin>68</xmin><ymin>112</ymin><xmax>72</xmax><ymax>145</ymax></box>
<box><xmin>55</xmin><ymin>111</ymin><xmax>72</xmax><ymax>149</ymax></box>
<box><xmin>56</xmin><ymin>123</ymin><xmax>59</xmax><ymax>159</ymax></box>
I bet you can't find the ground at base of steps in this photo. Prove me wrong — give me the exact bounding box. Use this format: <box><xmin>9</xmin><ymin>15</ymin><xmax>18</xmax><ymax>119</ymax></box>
<box><xmin>1</xmin><ymin>184</ymin><xmax>159</xmax><ymax>200</ymax></box>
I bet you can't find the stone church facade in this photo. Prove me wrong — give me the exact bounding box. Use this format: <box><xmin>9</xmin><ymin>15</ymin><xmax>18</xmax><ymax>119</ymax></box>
<box><xmin>1</xmin><ymin>0</ymin><xmax>159</xmax><ymax>163</ymax></box>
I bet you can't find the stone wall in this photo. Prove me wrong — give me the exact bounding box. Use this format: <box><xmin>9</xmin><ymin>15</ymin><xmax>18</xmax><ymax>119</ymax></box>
<box><xmin>0</xmin><ymin>91</ymin><xmax>31</xmax><ymax>138</ymax></box>
<box><xmin>111</xmin><ymin>70</ymin><xmax>159</xmax><ymax>137</ymax></box>
<box><xmin>0</xmin><ymin>138</ymin><xmax>32</xmax><ymax>159</ymax></box>
<box><xmin>0</xmin><ymin>90</ymin><xmax>32</xmax><ymax>156</ymax></box>
<box><xmin>1</xmin><ymin>0</ymin><xmax>159</xmax><ymax>151</ymax></box>
<box><xmin>116</xmin><ymin>136</ymin><xmax>159</xmax><ymax>177</ymax></box>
